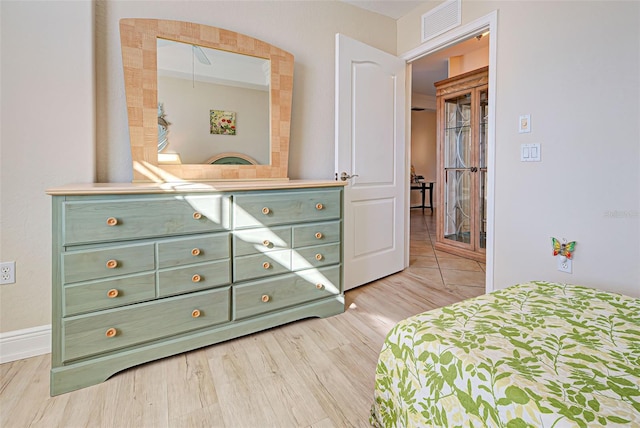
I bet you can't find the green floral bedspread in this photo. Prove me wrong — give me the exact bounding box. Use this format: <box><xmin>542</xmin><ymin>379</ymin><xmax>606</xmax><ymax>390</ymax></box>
<box><xmin>371</xmin><ymin>281</ymin><xmax>640</xmax><ymax>427</ymax></box>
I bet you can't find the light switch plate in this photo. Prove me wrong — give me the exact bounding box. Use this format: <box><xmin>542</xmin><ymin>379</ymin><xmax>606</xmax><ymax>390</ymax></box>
<box><xmin>521</xmin><ymin>143</ymin><xmax>541</xmax><ymax>162</ymax></box>
<box><xmin>518</xmin><ymin>114</ymin><xmax>531</xmax><ymax>133</ymax></box>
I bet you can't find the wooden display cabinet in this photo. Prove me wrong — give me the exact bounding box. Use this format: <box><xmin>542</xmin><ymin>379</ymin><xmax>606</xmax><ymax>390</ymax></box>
<box><xmin>434</xmin><ymin>66</ymin><xmax>488</xmax><ymax>262</ymax></box>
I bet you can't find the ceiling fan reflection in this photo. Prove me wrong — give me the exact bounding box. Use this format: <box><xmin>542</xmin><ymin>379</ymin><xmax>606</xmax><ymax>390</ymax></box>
<box><xmin>192</xmin><ymin>45</ymin><xmax>211</xmax><ymax>65</ymax></box>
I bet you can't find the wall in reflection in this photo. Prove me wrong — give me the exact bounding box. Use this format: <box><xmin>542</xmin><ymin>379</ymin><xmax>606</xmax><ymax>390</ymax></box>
<box><xmin>158</xmin><ymin>76</ymin><xmax>270</xmax><ymax>164</ymax></box>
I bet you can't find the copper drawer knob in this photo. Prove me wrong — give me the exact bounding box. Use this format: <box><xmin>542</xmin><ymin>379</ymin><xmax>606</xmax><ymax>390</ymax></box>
<box><xmin>262</xmin><ymin>207</ymin><xmax>271</xmax><ymax>215</ymax></box>
<box><xmin>263</xmin><ymin>240</ymin><xmax>271</xmax><ymax>247</ymax></box>
<box><xmin>192</xmin><ymin>274</ymin><xmax>201</xmax><ymax>283</ymax></box>
<box><xmin>105</xmin><ymin>328</ymin><xmax>117</xmax><ymax>338</ymax></box>
<box><xmin>193</xmin><ymin>212</ymin><xmax>202</xmax><ymax>220</ymax></box>
<box><xmin>315</xmin><ymin>253</ymin><xmax>323</xmax><ymax>261</ymax></box>
<box><xmin>191</xmin><ymin>248</ymin><xmax>201</xmax><ymax>256</ymax></box>
<box><xmin>191</xmin><ymin>309</ymin><xmax>201</xmax><ymax>318</ymax></box>
<box><xmin>107</xmin><ymin>288</ymin><xmax>119</xmax><ymax>298</ymax></box>
<box><xmin>106</xmin><ymin>259</ymin><xmax>118</xmax><ymax>269</ymax></box>
<box><xmin>106</xmin><ymin>217</ymin><xmax>118</xmax><ymax>226</ymax></box>
<box><xmin>262</xmin><ymin>262</ymin><xmax>271</xmax><ymax>269</ymax></box>
<box><xmin>316</xmin><ymin>283</ymin><xmax>324</xmax><ymax>290</ymax></box>
<box><xmin>261</xmin><ymin>295</ymin><xmax>270</xmax><ymax>303</ymax></box>
<box><xmin>315</xmin><ymin>203</ymin><xmax>324</xmax><ymax>210</ymax></box>
<box><xmin>315</xmin><ymin>232</ymin><xmax>323</xmax><ymax>239</ymax></box>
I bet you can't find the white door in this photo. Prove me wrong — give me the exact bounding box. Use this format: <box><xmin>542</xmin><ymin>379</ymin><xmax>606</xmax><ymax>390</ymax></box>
<box><xmin>335</xmin><ymin>34</ymin><xmax>406</xmax><ymax>291</ymax></box>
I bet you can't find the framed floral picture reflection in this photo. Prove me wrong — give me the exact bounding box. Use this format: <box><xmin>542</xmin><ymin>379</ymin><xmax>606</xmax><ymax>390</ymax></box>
<box><xmin>210</xmin><ymin>110</ymin><xmax>236</xmax><ymax>135</ymax></box>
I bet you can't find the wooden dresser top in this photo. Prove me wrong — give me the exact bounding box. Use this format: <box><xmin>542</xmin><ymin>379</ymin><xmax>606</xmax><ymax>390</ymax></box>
<box><xmin>46</xmin><ymin>180</ymin><xmax>346</xmax><ymax>196</ymax></box>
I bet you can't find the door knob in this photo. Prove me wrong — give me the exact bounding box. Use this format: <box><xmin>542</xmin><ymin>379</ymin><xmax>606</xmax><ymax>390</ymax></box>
<box><xmin>340</xmin><ymin>172</ymin><xmax>359</xmax><ymax>181</ymax></box>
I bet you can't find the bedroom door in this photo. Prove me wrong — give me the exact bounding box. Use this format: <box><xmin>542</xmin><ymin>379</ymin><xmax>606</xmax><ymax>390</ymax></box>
<box><xmin>335</xmin><ymin>34</ymin><xmax>406</xmax><ymax>291</ymax></box>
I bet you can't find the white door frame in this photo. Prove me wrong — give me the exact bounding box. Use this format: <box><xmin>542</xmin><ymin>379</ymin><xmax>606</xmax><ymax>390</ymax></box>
<box><xmin>401</xmin><ymin>10</ymin><xmax>498</xmax><ymax>293</ymax></box>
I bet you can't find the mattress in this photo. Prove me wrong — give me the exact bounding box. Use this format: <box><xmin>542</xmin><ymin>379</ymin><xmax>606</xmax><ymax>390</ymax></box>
<box><xmin>371</xmin><ymin>281</ymin><xmax>640</xmax><ymax>427</ymax></box>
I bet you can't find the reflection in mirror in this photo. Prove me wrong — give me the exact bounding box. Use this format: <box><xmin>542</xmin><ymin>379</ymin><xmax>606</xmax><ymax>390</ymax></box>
<box><xmin>157</xmin><ymin>103</ymin><xmax>170</xmax><ymax>152</ymax></box>
<box><xmin>157</xmin><ymin>39</ymin><xmax>270</xmax><ymax>165</ymax></box>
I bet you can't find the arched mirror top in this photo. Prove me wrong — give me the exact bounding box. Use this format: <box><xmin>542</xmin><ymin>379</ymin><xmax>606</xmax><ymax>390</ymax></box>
<box><xmin>119</xmin><ymin>18</ymin><xmax>294</xmax><ymax>182</ymax></box>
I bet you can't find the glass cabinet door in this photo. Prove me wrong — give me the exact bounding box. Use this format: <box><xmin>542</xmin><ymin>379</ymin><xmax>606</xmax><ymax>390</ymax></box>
<box><xmin>443</xmin><ymin>92</ymin><xmax>473</xmax><ymax>245</ymax></box>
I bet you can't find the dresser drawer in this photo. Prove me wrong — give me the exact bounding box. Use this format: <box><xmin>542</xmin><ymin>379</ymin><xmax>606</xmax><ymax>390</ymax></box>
<box><xmin>233</xmin><ymin>189</ymin><xmax>340</xmax><ymax>228</ymax></box>
<box><xmin>63</xmin><ymin>195</ymin><xmax>230</xmax><ymax>245</ymax></box>
<box><xmin>62</xmin><ymin>287</ymin><xmax>231</xmax><ymax>362</ymax></box>
<box><xmin>234</xmin><ymin>266</ymin><xmax>340</xmax><ymax>320</ymax></box>
<box><xmin>158</xmin><ymin>233</ymin><xmax>230</xmax><ymax>268</ymax></box>
<box><xmin>292</xmin><ymin>221</ymin><xmax>341</xmax><ymax>248</ymax></box>
<box><xmin>292</xmin><ymin>243</ymin><xmax>341</xmax><ymax>271</ymax></box>
<box><xmin>233</xmin><ymin>226</ymin><xmax>291</xmax><ymax>257</ymax></box>
<box><xmin>233</xmin><ymin>250</ymin><xmax>291</xmax><ymax>282</ymax></box>
<box><xmin>63</xmin><ymin>273</ymin><xmax>156</xmax><ymax>316</ymax></box>
<box><xmin>62</xmin><ymin>243</ymin><xmax>155</xmax><ymax>284</ymax></box>
<box><xmin>158</xmin><ymin>260</ymin><xmax>231</xmax><ymax>297</ymax></box>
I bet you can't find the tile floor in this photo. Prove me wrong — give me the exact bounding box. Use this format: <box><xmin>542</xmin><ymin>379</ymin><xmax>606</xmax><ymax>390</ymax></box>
<box><xmin>408</xmin><ymin>209</ymin><xmax>486</xmax><ymax>300</ymax></box>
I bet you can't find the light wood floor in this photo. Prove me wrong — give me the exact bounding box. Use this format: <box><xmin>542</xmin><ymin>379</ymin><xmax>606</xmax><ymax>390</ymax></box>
<box><xmin>0</xmin><ymin>211</ymin><xmax>485</xmax><ymax>428</ymax></box>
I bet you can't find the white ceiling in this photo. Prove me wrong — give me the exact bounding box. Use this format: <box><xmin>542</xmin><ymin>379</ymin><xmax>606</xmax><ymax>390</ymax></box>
<box><xmin>157</xmin><ymin>39</ymin><xmax>270</xmax><ymax>91</ymax></box>
<box><xmin>340</xmin><ymin>0</ymin><xmax>424</xmax><ymax>19</ymax></box>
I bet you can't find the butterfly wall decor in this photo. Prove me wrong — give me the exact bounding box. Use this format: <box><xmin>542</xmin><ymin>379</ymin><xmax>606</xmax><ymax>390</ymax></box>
<box><xmin>552</xmin><ymin>237</ymin><xmax>576</xmax><ymax>259</ymax></box>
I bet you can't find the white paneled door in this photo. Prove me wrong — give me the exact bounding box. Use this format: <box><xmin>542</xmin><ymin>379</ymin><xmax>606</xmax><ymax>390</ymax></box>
<box><xmin>335</xmin><ymin>34</ymin><xmax>406</xmax><ymax>291</ymax></box>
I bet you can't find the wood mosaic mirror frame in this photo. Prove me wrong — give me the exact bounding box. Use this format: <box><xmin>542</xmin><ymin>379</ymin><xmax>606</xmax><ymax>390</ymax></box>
<box><xmin>120</xmin><ymin>18</ymin><xmax>294</xmax><ymax>182</ymax></box>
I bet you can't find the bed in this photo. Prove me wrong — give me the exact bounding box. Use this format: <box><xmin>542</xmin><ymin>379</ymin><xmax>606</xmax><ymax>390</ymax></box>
<box><xmin>204</xmin><ymin>152</ymin><xmax>258</xmax><ymax>165</ymax></box>
<box><xmin>370</xmin><ymin>281</ymin><xmax>640</xmax><ymax>427</ymax></box>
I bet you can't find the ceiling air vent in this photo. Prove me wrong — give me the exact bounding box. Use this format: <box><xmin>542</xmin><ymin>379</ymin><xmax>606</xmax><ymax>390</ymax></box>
<box><xmin>421</xmin><ymin>0</ymin><xmax>461</xmax><ymax>43</ymax></box>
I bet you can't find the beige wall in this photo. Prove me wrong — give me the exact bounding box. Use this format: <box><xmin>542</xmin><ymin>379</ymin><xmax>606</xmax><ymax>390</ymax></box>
<box><xmin>0</xmin><ymin>1</ymin><xmax>95</xmax><ymax>332</ymax></box>
<box><xmin>400</xmin><ymin>1</ymin><xmax>640</xmax><ymax>297</ymax></box>
<box><xmin>410</xmin><ymin>110</ymin><xmax>437</xmax><ymax>206</ymax></box>
<box><xmin>0</xmin><ymin>0</ymin><xmax>396</xmax><ymax>334</ymax></box>
<box><xmin>448</xmin><ymin>43</ymin><xmax>489</xmax><ymax>77</ymax></box>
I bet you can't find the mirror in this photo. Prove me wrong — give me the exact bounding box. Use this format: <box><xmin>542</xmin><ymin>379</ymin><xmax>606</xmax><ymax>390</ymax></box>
<box><xmin>157</xmin><ymin>39</ymin><xmax>270</xmax><ymax>165</ymax></box>
<box><xmin>120</xmin><ymin>19</ymin><xmax>294</xmax><ymax>181</ymax></box>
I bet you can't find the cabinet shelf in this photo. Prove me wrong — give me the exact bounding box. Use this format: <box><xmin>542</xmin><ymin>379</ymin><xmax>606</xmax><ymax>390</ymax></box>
<box><xmin>444</xmin><ymin>125</ymin><xmax>471</xmax><ymax>131</ymax></box>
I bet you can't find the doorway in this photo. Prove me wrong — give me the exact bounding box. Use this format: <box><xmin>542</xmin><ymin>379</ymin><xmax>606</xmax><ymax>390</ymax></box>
<box><xmin>403</xmin><ymin>11</ymin><xmax>497</xmax><ymax>293</ymax></box>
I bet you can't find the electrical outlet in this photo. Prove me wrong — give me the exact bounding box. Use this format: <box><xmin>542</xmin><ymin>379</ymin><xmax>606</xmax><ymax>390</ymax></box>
<box><xmin>557</xmin><ymin>257</ymin><xmax>572</xmax><ymax>273</ymax></box>
<box><xmin>0</xmin><ymin>261</ymin><xmax>16</xmax><ymax>284</ymax></box>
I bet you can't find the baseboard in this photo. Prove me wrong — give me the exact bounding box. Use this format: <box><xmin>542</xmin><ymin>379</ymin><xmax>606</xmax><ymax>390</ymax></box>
<box><xmin>0</xmin><ymin>325</ymin><xmax>51</xmax><ymax>364</ymax></box>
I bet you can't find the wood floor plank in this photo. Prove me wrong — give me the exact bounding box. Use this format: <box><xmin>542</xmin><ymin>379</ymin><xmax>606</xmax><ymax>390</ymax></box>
<box><xmin>241</xmin><ymin>332</ymin><xmax>328</xmax><ymax>426</ymax></box>
<box><xmin>2</xmin><ymin>356</ymin><xmax>58</xmax><ymax>428</ymax></box>
<box><xmin>206</xmin><ymin>346</ymin><xmax>281</xmax><ymax>427</ymax></box>
<box><xmin>0</xmin><ymin>354</ymin><xmax>47</xmax><ymax>426</ymax></box>
<box><xmin>277</xmin><ymin>322</ymin><xmax>373</xmax><ymax>426</ymax></box>
<box><xmin>165</xmin><ymin>351</ymin><xmax>217</xmax><ymax>422</ymax></box>
<box><xmin>56</xmin><ymin>384</ymin><xmax>102</xmax><ymax>427</ymax></box>
<box><xmin>129</xmin><ymin>356</ymin><xmax>170</xmax><ymax>427</ymax></box>
<box><xmin>169</xmin><ymin>403</ymin><xmax>225</xmax><ymax>428</ymax></box>
<box><xmin>306</xmin><ymin>417</ymin><xmax>336</xmax><ymax>428</ymax></box>
<box><xmin>272</xmin><ymin>323</ymin><xmax>360</xmax><ymax>426</ymax></box>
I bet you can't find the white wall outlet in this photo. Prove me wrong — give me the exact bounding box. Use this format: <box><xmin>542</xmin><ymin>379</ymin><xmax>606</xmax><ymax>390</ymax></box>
<box><xmin>0</xmin><ymin>261</ymin><xmax>16</xmax><ymax>284</ymax></box>
<box><xmin>557</xmin><ymin>257</ymin><xmax>572</xmax><ymax>273</ymax></box>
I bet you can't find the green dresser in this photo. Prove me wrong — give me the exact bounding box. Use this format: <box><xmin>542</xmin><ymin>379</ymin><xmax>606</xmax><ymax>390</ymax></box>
<box><xmin>49</xmin><ymin>182</ymin><xmax>344</xmax><ymax>396</ymax></box>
